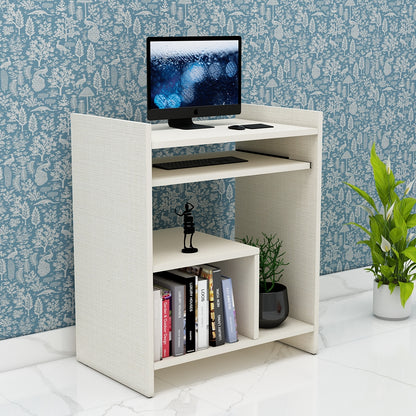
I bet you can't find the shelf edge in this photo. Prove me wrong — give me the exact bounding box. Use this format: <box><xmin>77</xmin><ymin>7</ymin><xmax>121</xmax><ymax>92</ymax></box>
<box><xmin>154</xmin><ymin>317</ymin><xmax>314</xmax><ymax>370</ymax></box>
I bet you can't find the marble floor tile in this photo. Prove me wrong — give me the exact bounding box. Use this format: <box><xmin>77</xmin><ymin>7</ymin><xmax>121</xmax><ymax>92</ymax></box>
<box><xmin>319</xmin><ymin>267</ymin><xmax>373</xmax><ymax>301</ymax></box>
<box><xmin>0</xmin><ymin>327</ymin><xmax>75</xmax><ymax>372</ymax></box>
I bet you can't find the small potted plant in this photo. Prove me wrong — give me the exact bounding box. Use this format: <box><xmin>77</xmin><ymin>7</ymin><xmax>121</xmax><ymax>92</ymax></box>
<box><xmin>345</xmin><ymin>143</ymin><xmax>416</xmax><ymax>319</ymax></box>
<box><xmin>240</xmin><ymin>233</ymin><xmax>289</xmax><ymax>328</ymax></box>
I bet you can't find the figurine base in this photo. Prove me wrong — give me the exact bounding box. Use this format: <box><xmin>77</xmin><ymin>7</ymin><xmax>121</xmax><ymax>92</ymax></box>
<box><xmin>182</xmin><ymin>247</ymin><xmax>198</xmax><ymax>253</ymax></box>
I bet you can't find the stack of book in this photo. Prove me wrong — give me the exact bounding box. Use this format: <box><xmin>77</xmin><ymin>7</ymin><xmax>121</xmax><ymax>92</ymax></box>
<box><xmin>153</xmin><ymin>264</ymin><xmax>238</xmax><ymax>362</ymax></box>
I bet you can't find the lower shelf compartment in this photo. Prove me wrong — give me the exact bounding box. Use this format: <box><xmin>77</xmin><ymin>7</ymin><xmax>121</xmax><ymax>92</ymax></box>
<box><xmin>154</xmin><ymin>317</ymin><xmax>314</xmax><ymax>370</ymax></box>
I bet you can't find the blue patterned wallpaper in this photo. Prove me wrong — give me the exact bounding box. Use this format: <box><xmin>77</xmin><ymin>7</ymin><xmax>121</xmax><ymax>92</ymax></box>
<box><xmin>0</xmin><ymin>0</ymin><xmax>415</xmax><ymax>339</ymax></box>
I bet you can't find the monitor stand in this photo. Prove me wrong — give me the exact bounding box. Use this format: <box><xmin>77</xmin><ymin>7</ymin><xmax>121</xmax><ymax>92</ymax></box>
<box><xmin>168</xmin><ymin>118</ymin><xmax>215</xmax><ymax>130</ymax></box>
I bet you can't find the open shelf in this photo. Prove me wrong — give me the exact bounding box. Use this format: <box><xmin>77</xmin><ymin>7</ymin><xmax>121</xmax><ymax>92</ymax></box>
<box><xmin>153</xmin><ymin>228</ymin><xmax>258</xmax><ymax>273</ymax></box>
<box><xmin>152</xmin><ymin>150</ymin><xmax>310</xmax><ymax>187</ymax></box>
<box><xmin>154</xmin><ymin>317</ymin><xmax>314</xmax><ymax>370</ymax></box>
<box><xmin>151</xmin><ymin>118</ymin><xmax>318</xmax><ymax>149</ymax></box>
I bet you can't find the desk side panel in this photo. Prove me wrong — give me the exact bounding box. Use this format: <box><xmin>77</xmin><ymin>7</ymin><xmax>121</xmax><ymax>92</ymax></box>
<box><xmin>71</xmin><ymin>114</ymin><xmax>154</xmax><ymax>396</ymax></box>
<box><xmin>236</xmin><ymin>106</ymin><xmax>322</xmax><ymax>353</ymax></box>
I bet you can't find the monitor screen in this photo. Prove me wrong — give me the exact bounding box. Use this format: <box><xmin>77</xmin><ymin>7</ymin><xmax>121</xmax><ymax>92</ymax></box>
<box><xmin>147</xmin><ymin>36</ymin><xmax>241</xmax><ymax>129</ymax></box>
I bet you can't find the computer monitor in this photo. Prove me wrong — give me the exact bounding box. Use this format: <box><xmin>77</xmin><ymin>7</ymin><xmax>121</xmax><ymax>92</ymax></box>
<box><xmin>147</xmin><ymin>36</ymin><xmax>241</xmax><ymax>129</ymax></box>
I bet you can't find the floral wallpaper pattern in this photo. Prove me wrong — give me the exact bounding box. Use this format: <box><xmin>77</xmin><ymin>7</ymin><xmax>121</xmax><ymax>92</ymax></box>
<box><xmin>0</xmin><ymin>0</ymin><xmax>415</xmax><ymax>339</ymax></box>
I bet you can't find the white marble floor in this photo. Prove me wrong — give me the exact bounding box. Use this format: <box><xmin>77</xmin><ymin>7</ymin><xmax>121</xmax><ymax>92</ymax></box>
<box><xmin>1</xmin><ymin>268</ymin><xmax>416</xmax><ymax>415</ymax></box>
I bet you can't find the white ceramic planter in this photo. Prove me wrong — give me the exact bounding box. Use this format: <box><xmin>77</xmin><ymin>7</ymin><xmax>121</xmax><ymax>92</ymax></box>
<box><xmin>373</xmin><ymin>281</ymin><xmax>412</xmax><ymax>320</ymax></box>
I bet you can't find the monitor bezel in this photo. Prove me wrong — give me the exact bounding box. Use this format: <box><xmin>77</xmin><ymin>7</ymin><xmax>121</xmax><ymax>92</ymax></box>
<box><xmin>146</xmin><ymin>35</ymin><xmax>242</xmax><ymax>125</ymax></box>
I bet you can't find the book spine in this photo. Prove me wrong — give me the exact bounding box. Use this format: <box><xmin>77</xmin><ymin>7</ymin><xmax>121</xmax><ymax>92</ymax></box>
<box><xmin>185</xmin><ymin>266</ymin><xmax>201</xmax><ymax>351</ymax></box>
<box><xmin>195</xmin><ymin>274</ymin><xmax>198</xmax><ymax>351</ymax></box>
<box><xmin>211</xmin><ymin>269</ymin><xmax>225</xmax><ymax>347</ymax></box>
<box><xmin>161</xmin><ymin>294</ymin><xmax>171</xmax><ymax>358</ymax></box>
<box><xmin>153</xmin><ymin>275</ymin><xmax>185</xmax><ymax>357</ymax></box>
<box><xmin>159</xmin><ymin>270</ymin><xmax>195</xmax><ymax>353</ymax></box>
<box><xmin>199</xmin><ymin>266</ymin><xmax>222</xmax><ymax>347</ymax></box>
<box><xmin>197</xmin><ymin>277</ymin><xmax>209</xmax><ymax>350</ymax></box>
<box><xmin>221</xmin><ymin>276</ymin><xmax>238</xmax><ymax>343</ymax></box>
<box><xmin>185</xmin><ymin>278</ymin><xmax>195</xmax><ymax>352</ymax></box>
<box><xmin>205</xmin><ymin>271</ymin><xmax>216</xmax><ymax>345</ymax></box>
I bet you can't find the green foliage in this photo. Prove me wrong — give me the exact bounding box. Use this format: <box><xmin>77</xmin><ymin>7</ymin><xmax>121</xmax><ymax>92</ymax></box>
<box><xmin>345</xmin><ymin>143</ymin><xmax>416</xmax><ymax>307</ymax></box>
<box><xmin>240</xmin><ymin>233</ymin><xmax>289</xmax><ymax>293</ymax></box>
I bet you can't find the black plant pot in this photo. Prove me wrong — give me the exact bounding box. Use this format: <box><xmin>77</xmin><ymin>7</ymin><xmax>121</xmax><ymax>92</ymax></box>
<box><xmin>259</xmin><ymin>283</ymin><xmax>289</xmax><ymax>328</ymax></box>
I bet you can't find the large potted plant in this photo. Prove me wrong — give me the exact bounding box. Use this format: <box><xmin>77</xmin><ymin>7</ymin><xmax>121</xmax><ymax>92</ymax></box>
<box><xmin>345</xmin><ymin>143</ymin><xmax>416</xmax><ymax>319</ymax></box>
<box><xmin>240</xmin><ymin>233</ymin><xmax>289</xmax><ymax>328</ymax></box>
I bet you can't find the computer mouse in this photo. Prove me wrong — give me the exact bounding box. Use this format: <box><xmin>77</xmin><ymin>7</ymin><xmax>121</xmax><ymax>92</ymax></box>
<box><xmin>228</xmin><ymin>125</ymin><xmax>245</xmax><ymax>130</ymax></box>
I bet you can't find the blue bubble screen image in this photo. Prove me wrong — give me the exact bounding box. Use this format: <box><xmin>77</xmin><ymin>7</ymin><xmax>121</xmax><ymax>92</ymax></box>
<box><xmin>149</xmin><ymin>39</ymin><xmax>240</xmax><ymax>110</ymax></box>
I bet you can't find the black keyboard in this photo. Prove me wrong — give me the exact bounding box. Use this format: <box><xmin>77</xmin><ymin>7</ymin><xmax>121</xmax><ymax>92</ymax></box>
<box><xmin>153</xmin><ymin>156</ymin><xmax>248</xmax><ymax>170</ymax></box>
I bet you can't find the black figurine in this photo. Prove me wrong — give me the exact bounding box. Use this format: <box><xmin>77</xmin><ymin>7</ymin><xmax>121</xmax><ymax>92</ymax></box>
<box><xmin>175</xmin><ymin>202</ymin><xmax>198</xmax><ymax>253</ymax></box>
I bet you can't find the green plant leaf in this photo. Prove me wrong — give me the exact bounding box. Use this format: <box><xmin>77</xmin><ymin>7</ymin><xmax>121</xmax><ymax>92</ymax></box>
<box><xmin>370</xmin><ymin>143</ymin><xmax>390</xmax><ymax>206</ymax></box>
<box><xmin>344</xmin><ymin>182</ymin><xmax>378</xmax><ymax>212</ymax></box>
<box><xmin>358</xmin><ymin>204</ymin><xmax>374</xmax><ymax>216</ymax></box>
<box><xmin>402</xmin><ymin>247</ymin><xmax>416</xmax><ymax>263</ymax></box>
<box><xmin>390</xmin><ymin>227</ymin><xmax>404</xmax><ymax>244</ymax></box>
<box><xmin>399</xmin><ymin>281</ymin><xmax>414</xmax><ymax>307</ymax></box>
<box><xmin>347</xmin><ymin>222</ymin><xmax>371</xmax><ymax>236</ymax></box>
<box><xmin>371</xmin><ymin>242</ymin><xmax>385</xmax><ymax>264</ymax></box>
<box><xmin>393</xmin><ymin>203</ymin><xmax>406</xmax><ymax>231</ymax></box>
<box><xmin>406</xmin><ymin>214</ymin><xmax>416</xmax><ymax>228</ymax></box>
<box><xmin>392</xmin><ymin>247</ymin><xmax>401</xmax><ymax>260</ymax></box>
<box><xmin>394</xmin><ymin>180</ymin><xmax>405</xmax><ymax>191</ymax></box>
<box><xmin>369</xmin><ymin>216</ymin><xmax>382</xmax><ymax>244</ymax></box>
<box><xmin>399</xmin><ymin>198</ymin><xmax>416</xmax><ymax>220</ymax></box>
<box><xmin>390</xmin><ymin>181</ymin><xmax>404</xmax><ymax>203</ymax></box>
<box><xmin>373</xmin><ymin>214</ymin><xmax>386</xmax><ymax>234</ymax></box>
<box><xmin>388</xmin><ymin>282</ymin><xmax>396</xmax><ymax>293</ymax></box>
<box><xmin>242</xmin><ymin>233</ymin><xmax>288</xmax><ymax>288</ymax></box>
<box><xmin>380</xmin><ymin>264</ymin><xmax>394</xmax><ymax>278</ymax></box>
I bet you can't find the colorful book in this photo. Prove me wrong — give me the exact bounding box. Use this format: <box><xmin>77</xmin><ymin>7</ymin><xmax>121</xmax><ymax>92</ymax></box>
<box><xmin>157</xmin><ymin>269</ymin><xmax>197</xmax><ymax>353</ymax></box>
<box><xmin>199</xmin><ymin>265</ymin><xmax>225</xmax><ymax>347</ymax></box>
<box><xmin>153</xmin><ymin>287</ymin><xmax>162</xmax><ymax>362</ymax></box>
<box><xmin>154</xmin><ymin>285</ymin><xmax>172</xmax><ymax>358</ymax></box>
<box><xmin>183</xmin><ymin>265</ymin><xmax>205</xmax><ymax>351</ymax></box>
<box><xmin>221</xmin><ymin>276</ymin><xmax>238</xmax><ymax>343</ymax></box>
<box><xmin>197</xmin><ymin>276</ymin><xmax>209</xmax><ymax>349</ymax></box>
<box><xmin>153</xmin><ymin>274</ymin><xmax>185</xmax><ymax>356</ymax></box>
